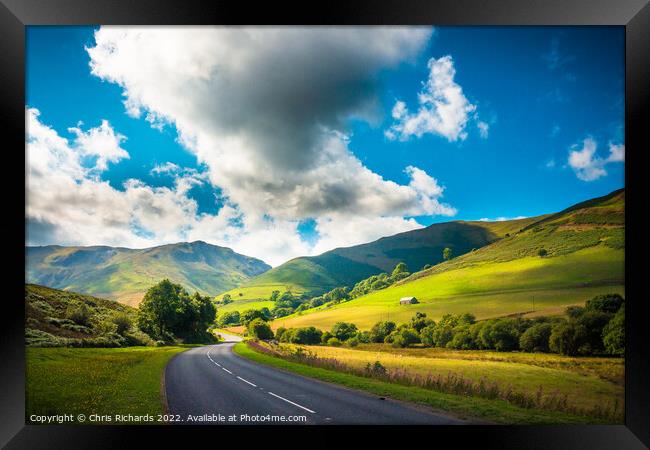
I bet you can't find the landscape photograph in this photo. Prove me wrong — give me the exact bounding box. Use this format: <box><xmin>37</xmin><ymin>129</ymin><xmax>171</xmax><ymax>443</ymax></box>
<box><xmin>25</xmin><ymin>25</ymin><xmax>625</xmax><ymax>425</ymax></box>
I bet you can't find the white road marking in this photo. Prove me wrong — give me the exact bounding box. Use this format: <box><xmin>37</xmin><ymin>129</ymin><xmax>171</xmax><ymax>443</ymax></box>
<box><xmin>268</xmin><ymin>392</ymin><xmax>316</xmax><ymax>414</ymax></box>
<box><xmin>237</xmin><ymin>376</ymin><xmax>257</xmax><ymax>387</ymax></box>
<box><xmin>222</xmin><ymin>367</ymin><xmax>233</xmax><ymax>374</ymax></box>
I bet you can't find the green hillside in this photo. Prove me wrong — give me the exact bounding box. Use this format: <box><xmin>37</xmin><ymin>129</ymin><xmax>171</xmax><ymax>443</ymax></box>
<box><xmin>218</xmin><ymin>216</ymin><xmax>544</xmax><ymax>308</ymax></box>
<box><xmin>25</xmin><ymin>284</ymin><xmax>153</xmax><ymax>346</ymax></box>
<box><xmin>272</xmin><ymin>189</ymin><xmax>625</xmax><ymax>330</ymax></box>
<box><xmin>26</xmin><ymin>241</ymin><xmax>270</xmax><ymax>306</ymax></box>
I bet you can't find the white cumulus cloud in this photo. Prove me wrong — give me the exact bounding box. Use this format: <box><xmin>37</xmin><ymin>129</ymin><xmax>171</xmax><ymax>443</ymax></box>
<box><xmin>27</xmin><ymin>27</ymin><xmax>462</xmax><ymax>266</ymax></box>
<box><xmin>385</xmin><ymin>55</ymin><xmax>480</xmax><ymax>142</ymax></box>
<box><xmin>568</xmin><ymin>137</ymin><xmax>625</xmax><ymax>182</ymax></box>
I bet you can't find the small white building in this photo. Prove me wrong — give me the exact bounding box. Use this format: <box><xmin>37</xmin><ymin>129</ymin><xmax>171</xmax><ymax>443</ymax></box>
<box><xmin>399</xmin><ymin>296</ymin><xmax>418</xmax><ymax>305</ymax></box>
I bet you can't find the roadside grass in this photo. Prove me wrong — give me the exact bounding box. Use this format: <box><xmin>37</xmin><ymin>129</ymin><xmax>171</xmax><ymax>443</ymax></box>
<box><xmin>26</xmin><ymin>346</ymin><xmax>190</xmax><ymax>423</ymax></box>
<box><xmin>353</xmin><ymin>344</ymin><xmax>624</xmax><ymax>384</ymax></box>
<box><xmin>233</xmin><ymin>342</ymin><xmax>607</xmax><ymax>424</ymax></box>
<box><xmin>274</xmin><ymin>246</ymin><xmax>624</xmax><ymax>330</ymax></box>
<box><xmin>281</xmin><ymin>344</ymin><xmax>623</xmax><ymax>414</ymax></box>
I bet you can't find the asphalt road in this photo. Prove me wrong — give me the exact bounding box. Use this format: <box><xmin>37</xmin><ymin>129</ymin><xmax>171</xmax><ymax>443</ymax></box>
<box><xmin>164</xmin><ymin>333</ymin><xmax>466</xmax><ymax>425</ymax></box>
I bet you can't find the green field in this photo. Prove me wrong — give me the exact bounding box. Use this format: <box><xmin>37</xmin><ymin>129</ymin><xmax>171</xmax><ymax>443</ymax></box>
<box><xmin>274</xmin><ymin>246</ymin><xmax>624</xmax><ymax>330</ymax></box>
<box><xmin>216</xmin><ymin>283</ymin><xmax>308</xmax><ymax>308</ymax></box>
<box><xmin>282</xmin><ymin>344</ymin><xmax>623</xmax><ymax>414</ymax></box>
<box><xmin>26</xmin><ymin>346</ymin><xmax>189</xmax><ymax>423</ymax></box>
<box><xmin>234</xmin><ymin>342</ymin><xmax>616</xmax><ymax>424</ymax></box>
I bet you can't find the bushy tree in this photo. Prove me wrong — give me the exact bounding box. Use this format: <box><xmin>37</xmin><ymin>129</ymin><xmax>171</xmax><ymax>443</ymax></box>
<box><xmin>221</xmin><ymin>294</ymin><xmax>232</xmax><ymax>304</ymax></box>
<box><xmin>321</xmin><ymin>331</ymin><xmax>333</xmax><ymax>344</ymax></box>
<box><xmin>217</xmin><ymin>310</ymin><xmax>240</xmax><ymax>327</ymax></box>
<box><xmin>391</xmin><ymin>328</ymin><xmax>420</xmax><ymax>348</ymax></box>
<box><xmin>549</xmin><ymin>321</ymin><xmax>587</xmax><ymax>356</ymax></box>
<box><xmin>370</xmin><ymin>321</ymin><xmax>396</xmax><ymax>343</ymax></box>
<box><xmin>347</xmin><ymin>337</ymin><xmax>360</xmax><ymax>347</ymax></box>
<box><xmin>356</xmin><ymin>331</ymin><xmax>371</xmax><ymax>343</ymax></box>
<box><xmin>443</xmin><ymin>247</ymin><xmax>453</xmax><ymax>261</ymax></box>
<box><xmin>586</xmin><ymin>294</ymin><xmax>624</xmax><ymax>314</ymax></box>
<box><xmin>241</xmin><ymin>308</ymin><xmax>270</xmax><ymax>325</ymax></box>
<box><xmin>331</xmin><ymin>322</ymin><xmax>358</xmax><ymax>341</ymax></box>
<box><xmin>269</xmin><ymin>290</ymin><xmax>280</xmax><ymax>302</ymax></box>
<box><xmin>411</xmin><ymin>312</ymin><xmax>434</xmax><ymax>332</ymax></box>
<box><xmin>446</xmin><ymin>325</ymin><xmax>475</xmax><ymax>350</ymax></box>
<box><xmin>327</xmin><ymin>337</ymin><xmax>342</xmax><ymax>347</ymax></box>
<box><xmin>538</xmin><ymin>248</ymin><xmax>548</xmax><ymax>257</ymax></box>
<box><xmin>602</xmin><ymin>305</ymin><xmax>624</xmax><ymax>356</ymax></box>
<box><xmin>566</xmin><ymin>306</ymin><xmax>585</xmax><ymax>319</ymax></box>
<box><xmin>275</xmin><ymin>327</ymin><xmax>287</xmax><ymax>341</ymax></box>
<box><xmin>248</xmin><ymin>318</ymin><xmax>274</xmax><ymax>340</ymax></box>
<box><xmin>575</xmin><ymin>310</ymin><xmax>612</xmax><ymax>354</ymax></box>
<box><xmin>290</xmin><ymin>327</ymin><xmax>323</xmax><ymax>344</ymax></box>
<box><xmin>137</xmin><ymin>279</ymin><xmax>186</xmax><ymax>339</ymax></box>
<box><xmin>519</xmin><ymin>323</ymin><xmax>552</xmax><ymax>352</ymax></box>
<box><xmin>479</xmin><ymin>318</ymin><xmax>521</xmax><ymax>351</ymax></box>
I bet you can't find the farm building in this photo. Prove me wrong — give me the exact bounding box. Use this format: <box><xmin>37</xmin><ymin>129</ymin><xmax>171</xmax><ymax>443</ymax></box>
<box><xmin>399</xmin><ymin>297</ymin><xmax>418</xmax><ymax>305</ymax></box>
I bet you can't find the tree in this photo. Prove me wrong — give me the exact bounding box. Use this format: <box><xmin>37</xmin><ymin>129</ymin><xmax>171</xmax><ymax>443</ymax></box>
<box><xmin>602</xmin><ymin>305</ymin><xmax>624</xmax><ymax>356</ymax></box>
<box><xmin>221</xmin><ymin>294</ymin><xmax>232</xmax><ymax>304</ymax></box>
<box><xmin>241</xmin><ymin>309</ymin><xmax>269</xmax><ymax>325</ymax></box>
<box><xmin>392</xmin><ymin>262</ymin><xmax>408</xmax><ymax>276</ymax></box>
<box><xmin>391</xmin><ymin>328</ymin><xmax>419</xmax><ymax>348</ymax></box>
<box><xmin>549</xmin><ymin>321</ymin><xmax>587</xmax><ymax>356</ymax></box>
<box><xmin>217</xmin><ymin>310</ymin><xmax>240</xmax><ymax>327</ymax></box>
<box><xmin>423</xmin><ymin>264</ymin><xmax>432</xmax><ymax>270</ymax></box>
<box><xmin>479</xmin><ymin>318</ymin><xmax>521</xmax><ymax>351</ymax></box>
<box><xmin>538</xmin><ymin>248</ymin><xmax>548</xmax><ymax>257</ymax></box>
<box><xmin>575</xmin><ymin>310</ymin><xmax>612</xmax><ymax>354</ymax></box>
<box><xmin>269</xmin><ymin>290</ymin><xmax>280</xmax><ymax>302</ymax></box>
<box><xmin>443</xmin><ymin>247</ymin><xmax>453</xmax><ymax>261</ymax></box>
<box><xmin>290</xmin><ymin>327</ymin><xmax>323</xmax><ymax>344</ymax></box>
<box><xmin>327</xmin><ymin>337</ymin><xmax>342</xmax><ymax>347</ymax></box>
<box><xmin>586</xmin><ymin>294</ymin><xmax>624</xmax><ymax>314</ymax></box>
<box><xmin>369</xmin><ymin>321</ymin><xmax>396</xmax><ymax>343</ymax></box>
<box><xmin>321</xmin><ymin>331</ymin><xmax>333</xmax><ymax>344</ymax></box>
<box><xmin>137</xmin><ymin>279</ymin><xmax>186</xmax><ymax>340</ymax></box>
<box><xmin>331</xmin><ymin>322</ymin><xmax>358</xmax><ymax>341</ymax></box>
<box><xmin>519</xmin><ymin>323</ymin><xmax>552</xmax><ymax>352</ymax></box>
<box><xmin>248</xmin><ymin>318</ymin><xmax>274</xmax><ymax>340</ymax></box>
<box><xmin>410</xmin><ymin>312</ymin><xmax>434</xmax><ymax>332</ymax></box>
<box><xmin>447</xmin><ymin>325</ymin><xmax>475</xmax><ymax>350</ymax></box>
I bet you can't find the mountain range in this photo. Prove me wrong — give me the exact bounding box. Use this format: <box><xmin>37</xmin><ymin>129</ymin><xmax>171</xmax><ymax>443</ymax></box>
<box><xmin>26</xmin><ymin>241</ymin><xmax>270</xmax><ymax>306</ymax></box>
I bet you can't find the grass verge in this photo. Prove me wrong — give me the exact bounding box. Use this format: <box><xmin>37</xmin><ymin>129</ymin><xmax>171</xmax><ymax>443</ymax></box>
<box><xmin>233</xmin><ymin>342</ymin><xmax>605</xmax><ymax>424</ymax></box>
<box><xmin>26</xmin><ymin>346</ymin><xmax>191</xmax><ymax>424</ymax></box>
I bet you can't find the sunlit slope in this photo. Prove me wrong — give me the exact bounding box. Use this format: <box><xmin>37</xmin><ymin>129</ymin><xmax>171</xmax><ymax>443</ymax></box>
<box><xmin>273</xmin><ymin>189</ymin><xmax>624</xmax><ymax>330</ymax></box>
<box><xmin>26</xmin><ymin>241</ymin><xmax>270</xmax><ymax>306</ymax></box>
<box><xmin>219</xmin><ymin>216</ymin><xmax>543</xmax><ymax>303</ymax></box>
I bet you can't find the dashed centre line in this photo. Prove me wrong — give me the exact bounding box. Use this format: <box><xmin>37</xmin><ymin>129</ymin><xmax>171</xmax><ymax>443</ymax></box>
<box><xmin>206</xmin><ymin>347</ymin><xmax>317</xmax><ymax>414</ymax></box>
<box><xmin>237</xmin><ymin>376</ymin><xmax>257</xmax><ymax>387</ymax></box>
<box><xmin>268</xmin><ymin>391</ymin><xmax>316</xmax><ymax>414</ymax></box>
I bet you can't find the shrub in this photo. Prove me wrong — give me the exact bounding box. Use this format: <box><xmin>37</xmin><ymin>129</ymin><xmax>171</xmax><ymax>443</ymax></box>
<box><xmin>519</xmin><ymin>323</ymin><xmax>552</xmax><ymax>352</ymax></box>
<box><xmin>447</xmin><ymin>325</ymin><xmax>475</xmax><ymax>350</ymax></box>
<box><xmin>290</xmin><ymin>327</ymin><xmax>322</xmax><ymax>345</ymax></box>
<box><xmin>347</xmin><ymin>337</ymin><xmax>359</xmax><ymax>347</ymax></box>
<box><xmin>331</xmin><ymin>322</ymin><xmax>358</xmax><ymax>341</ymax></box>
<box><xmin>218</xmin><ymin>311</ymin><xmax>241</xmax><ymax>327</ymax></box>
<box><xmin>369</xmin><ymin>321</ymin><xmax>396</xmax><ymax>343</ymax></box>
<box><xmin>602</xmin><ymin>305</ymin><xmax>625</xmax><ymax>356</ymax></box>
<box><xmin>586</xmin><ymin>294</ymin><xmax>624</xmax><ymax>314</ymax></box>
<box><xmin>327</xmin><ymin>337</ymin><xmax>342</xmax><ymax>347</ymax></box>
<box><xmin>275</xmin><ymin>327</ymin><xmax>287</xmax><ymax>341</ymax></box>
<box><xmin>356</xmin><ymin>331</ymin><xmax>371</xmax><ymax>343</ymax></box>
<box><xmin>248</xmin><ymin>318</ymin><xmax>274</xmax><ymax>340</ymax></box>
<box><xmin>575</xmin><ymin>310</ymin><xmax>612</xmax><ymax>354</ymax></box>
<box><xmin>391</xmin><ymin>328</ymin><xmax>420</xmax><ymax>348</ymax></box>
<box><xmin>549</xmin><ymin>321</ymin><xmax>587</xmax><ymax>356</ymax></box>
<box><xmin>112</xmin><ymin>312</ymin><xmax>132</xmax><ymax>335</ymax></box>
<box><xmin>66</xmin><ymin>303</ymin><xmax>91</xmax><ymax>326</ymax></box>
<box><xmin>538</xmin><ymin>248</ymin><xmax>548</xmax><ymax>257</ymax></box>
<box><xmin>321</xmin><ymin>331</ymin><xmax>333</xmax><ymax>344</ymax></box>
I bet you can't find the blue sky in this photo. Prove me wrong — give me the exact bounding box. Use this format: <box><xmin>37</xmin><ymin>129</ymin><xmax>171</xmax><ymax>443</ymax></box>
<box><xmin>26</xmin><ymin>26</ymin><xmax>624</xmax><ymax>265</ymax></box>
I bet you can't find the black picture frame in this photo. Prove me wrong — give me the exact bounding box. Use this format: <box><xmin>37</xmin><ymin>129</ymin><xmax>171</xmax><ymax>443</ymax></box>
<box><xmin>2</xmin><ymin>1</ymin><xmax>648</xmax><ymax>448</ymax></box>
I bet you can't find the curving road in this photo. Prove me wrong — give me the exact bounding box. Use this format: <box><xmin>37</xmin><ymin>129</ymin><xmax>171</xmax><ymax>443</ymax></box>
<box><xmin>164</xmin><ymin>333</ymin><xmax>466</xmax><ymax>425</ymax></box>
